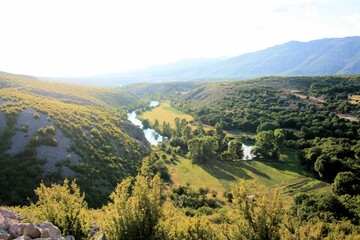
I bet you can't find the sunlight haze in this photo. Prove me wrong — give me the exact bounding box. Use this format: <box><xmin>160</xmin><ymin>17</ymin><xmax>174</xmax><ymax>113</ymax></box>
<box><xmin>0</xmin><ymin>0</ymin><xmax>359</xmax><ymax>77</ymax></box>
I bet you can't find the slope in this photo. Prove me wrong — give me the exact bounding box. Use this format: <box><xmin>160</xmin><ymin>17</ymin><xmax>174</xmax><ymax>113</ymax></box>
<box><xmin>0</xmin><ymin>72</ymin><xmax>150</xmax><ymax>207</ymax></box>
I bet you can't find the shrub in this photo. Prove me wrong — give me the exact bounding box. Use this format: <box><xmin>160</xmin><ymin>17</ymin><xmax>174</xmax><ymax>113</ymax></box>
<box><xmin>101</xmin><ymin>175</ymin><xmax>162</xmax><ymax>240</ymax></box>
<box><xmin>31</xmin><ymin>179</ymin><xmax>89</xmax><ymax>239</ymax></box>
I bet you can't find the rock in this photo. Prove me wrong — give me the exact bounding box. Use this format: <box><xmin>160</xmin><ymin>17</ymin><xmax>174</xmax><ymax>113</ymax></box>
<box><xmin>0</xmin><ymin>207</ymin><xmax>18</xmax><ymax>219</ymax></box>
<box><xmin>0</xmin><ymin>228</ymin><xmax>10</xmax><ymax>240</ymax></box>
<box><xmin>38</xmin><ymin>222</ymin><xmax>62</xmax><ymax>239</ymax></box>
<box><xmin>23</xmin><ymin>223</ymin><xmax>41</xmax><ymax>238</ymax></box>
<box><xmin>8</xmin><ymin>223</ymin><xmax>28</xmax><ymax>238</ymax></box>
<box><xmin>14</xmin><ymin>235</ymin><xmax>31</xmax><ymax>240</ymax></box>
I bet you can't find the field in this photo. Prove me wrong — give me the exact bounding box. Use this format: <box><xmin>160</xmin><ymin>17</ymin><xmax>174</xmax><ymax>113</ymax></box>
<box><xmin>350</xmin><ymin>94</ymin><xmax>360</xmax><ymax>104</ymax></box>
<box><xmin>141</xmin><ymin>102</ymin><xmax>252</xmax><ymax>136</ymax></box>
<box><xmin>161</xmin><ymin>148</ymin><xmax>331</xmax><ymax>208</ymax></box>
<box><xmin>140</xmin><ymin>102</ymin><xmax>193</xmax><ymax>127</ymax></box>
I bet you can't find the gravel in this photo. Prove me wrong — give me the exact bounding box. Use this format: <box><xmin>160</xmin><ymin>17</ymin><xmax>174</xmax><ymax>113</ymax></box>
<box><xmin>6</xmin><ymin>108</ymin><xmax>83</xmax><ymax>176</ymax></box>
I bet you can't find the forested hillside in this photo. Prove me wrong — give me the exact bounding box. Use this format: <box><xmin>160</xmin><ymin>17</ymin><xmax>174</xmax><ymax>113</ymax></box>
<box><xmin>0</xmin><ymin>72</ymin><xmax>150</xmax><ymax>207</ymax></box>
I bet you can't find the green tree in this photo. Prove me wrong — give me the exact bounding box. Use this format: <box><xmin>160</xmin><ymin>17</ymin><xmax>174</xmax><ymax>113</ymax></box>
<box><xmin>162</xmin><ymin>121</ymin><xmax>172</xmax><ymax>138</ymax></box>
<box><xmin>229</xmin><ymin>181</ymin><xmax>284</xmax><ymax>240</ymax></box>
<box><xmin>256</xmin><ymin>121</ymin><xmax>280</xmax><ymax>134</ymax></box>
<box><xmin>182</xmin><ymin>125</ymin><xmax>193</xmax><ymax>143</ymax></box>
<box><xmin>102</xmin><ymin>175</ymin><xmax>162</xmax><ymax>240</ymax></box>
<box><xmin>187</xmin><ymin>136</ymin><xmax>218</xmax><ymax>162</ymax></box>
<box><xmin>222</xmin><ymin>139</ymin><xmax>244</xmax><ymax>160</ymax></box>
<box><xmin>251</xmin><ymin>130</ymin><xmax>280</xmax><ymax>160</ymax></box>
<box><xmin>142</xmin><ymin>119</ymin><xmax>151</xmax><ymax>129</ymax></box>
<box><xmin>333</xmin><ymin>171</ymin><xmax>360</xmax><ymax>196</ymax></box>
<box><xmin>32</xmin><ymin>179</ymin><xmax>88</xmax><ymax>239</ymax></box>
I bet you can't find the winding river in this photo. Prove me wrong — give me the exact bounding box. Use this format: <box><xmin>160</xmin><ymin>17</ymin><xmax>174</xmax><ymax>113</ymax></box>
<box><xmin>127</xmin><ymin>101</ymin><xmax>164</xmax><ymax>145</ymax></box>
<box><xmin>128</xmin><ymin>101</ymin><xmax>254</xmax><ymax>159</ymax></box>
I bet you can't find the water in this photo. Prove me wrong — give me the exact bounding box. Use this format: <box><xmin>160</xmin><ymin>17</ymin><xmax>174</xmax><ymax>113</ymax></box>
<box><xmin>127</xmin><ymin>101</ymin><xmax>164</xmax><ymax>145</ymax></box>
<box><xmin>242</xmin><ymin>144</ymin><xmax>254</xmax><ymax>160</ymax></box>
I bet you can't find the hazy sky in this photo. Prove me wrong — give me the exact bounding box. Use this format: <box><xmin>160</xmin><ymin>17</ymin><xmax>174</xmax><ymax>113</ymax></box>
<box><xmin>1</xmin><ymin>0</ymin><xmax>359</xmax><ymax>77</ymax></box>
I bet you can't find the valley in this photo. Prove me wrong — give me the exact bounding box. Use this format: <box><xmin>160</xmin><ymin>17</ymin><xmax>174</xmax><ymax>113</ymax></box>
<box><xmin>0</xmin><ymin>72</ymin><xmax>359</xmax><ymax>239</ymax></box>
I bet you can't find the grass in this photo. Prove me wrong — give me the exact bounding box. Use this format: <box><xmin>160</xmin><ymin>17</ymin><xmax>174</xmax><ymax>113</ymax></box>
<box><xmin>141</xmin><ymin>102</ymin><xmax>253</xmax><ymax>137</ymax></box>
<box><xmin>165</xmin><ymin>148</ymin><xmax>331</xmax><ymax>208</ymax></box>
<box><xmin>140</xmin><ymin>102</ymin><xmax>193</xmax><ymax>127</ymax></box>
<box><xmin>350</xmin><ymin>94</ymin><xmax>360</xmax><ymax>104</ymax></box>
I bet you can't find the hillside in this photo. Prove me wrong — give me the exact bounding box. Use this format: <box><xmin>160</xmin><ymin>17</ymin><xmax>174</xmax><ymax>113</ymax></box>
<box><xmin>0</xmin><ymin>72</ymin><xmax>150</xmax><ymax>207</ymax></box>
<box><xmin>58</xmin><ymin>36</ymin><xmax>360</xmax><ymax>86</ymax></box>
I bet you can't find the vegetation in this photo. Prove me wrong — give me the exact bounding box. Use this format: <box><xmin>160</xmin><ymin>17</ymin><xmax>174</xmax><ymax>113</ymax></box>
<box><xmin>2</xmin><ymin>73</ymin><xmax>360</xmax><ymax>239</ymax></box>
<box><xmin>0</xmin><ymin>72</ymin><xmax>150</xmax><ymax>207</ymax></box>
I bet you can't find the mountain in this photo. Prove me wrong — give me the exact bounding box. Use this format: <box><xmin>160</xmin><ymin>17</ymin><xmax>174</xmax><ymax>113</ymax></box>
<box><xmin>0</xmin><ymin>72</ymin><xmax>150</xmax><ymax>207</ymax></box>
<box><xmin>48</xmin><ymin>36</ymin><xmax>360</xmax><ymax>86</ymax></box>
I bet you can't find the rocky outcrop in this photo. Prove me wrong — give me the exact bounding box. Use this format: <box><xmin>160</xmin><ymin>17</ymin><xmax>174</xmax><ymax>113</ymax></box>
<box><xmin>0</xmin><ymin>207</ymin><xmax>71</xmax><ymax>240</ymax></box>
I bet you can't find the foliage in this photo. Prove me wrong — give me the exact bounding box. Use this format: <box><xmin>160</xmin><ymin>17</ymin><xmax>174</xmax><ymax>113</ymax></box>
<box><xmin>101</xmin><ymin>175</ymin><xmax>162</xmax><ymax>240</ymax></box>
<box><xmin>229</xmin><ymin>181</ymin><xmax>284</xmax><ymax>240</ymax></box>
<box><xmin>333</xmin><ymin>171</ymin><xmax>360</xmax><ymax>196</ymax></box>
<box><xmin>221</xmin><ymin>139</ymin><xmax>244</xmax><ymax>161</ymax></box>
<box><xmin>187</xmin><ymin>136</ymin><xmax>218</xmax><ymax>162</ymax></box>
<box><xmin>30</xmin><ymin>179</ymin><xmax>89</xmax><ymax>239</ymax></box>
<box><xmin>0</xmin><ymin>72</ymin><xmax>150</xmax><ymax>207</ymax></box>
<box><xmin>170</xmin><ymin>185</ymin><xmax>217</xmax><ymax>209</ymax></box>
<box><xmin>251</xmin><ymin>130</ymin><xmax>280</xmax><ymax>160</ymax></box>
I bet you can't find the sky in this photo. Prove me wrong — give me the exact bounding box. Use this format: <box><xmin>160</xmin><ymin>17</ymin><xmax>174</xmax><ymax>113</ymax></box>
<box><xmin>0</xmin><ymin>0</ymin><xmax>359</xmax><ymax>77</ymax></box>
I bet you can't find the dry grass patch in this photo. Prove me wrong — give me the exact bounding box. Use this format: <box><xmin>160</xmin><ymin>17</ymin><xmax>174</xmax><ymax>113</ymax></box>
<box><xmin>140</xmin><ymin>102</ymin><xmax>193</xmax><ymax>127</ymax></box>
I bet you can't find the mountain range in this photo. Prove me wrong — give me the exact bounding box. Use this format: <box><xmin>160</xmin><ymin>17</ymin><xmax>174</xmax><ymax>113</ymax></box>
<box><xmin>42</xmin><ymin>36</ymin><xmax>360</xmax><ymax>86</ymax></box>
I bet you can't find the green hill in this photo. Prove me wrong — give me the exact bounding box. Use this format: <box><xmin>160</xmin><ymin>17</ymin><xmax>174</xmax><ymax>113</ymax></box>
<box><xmin>0</xmin><ymin>72</ymin><xmax>150</xmax><ymax>207</ymax></box>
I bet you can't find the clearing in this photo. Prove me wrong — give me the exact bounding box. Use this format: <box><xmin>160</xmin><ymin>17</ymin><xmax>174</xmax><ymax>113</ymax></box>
<box><xmin>163</xmin><ymin>148</ymin><xmax>330</xmax><ymax>208</ymax></box>
<box><xmin>140</xmin><ymin>102</ymin><xmax>193</xmax><ymax>128</ymax></box>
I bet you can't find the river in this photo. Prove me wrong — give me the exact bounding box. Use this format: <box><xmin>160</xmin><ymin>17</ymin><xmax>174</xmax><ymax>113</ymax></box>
<box><xmin>127</xmin><ymin>101</ymin><xmax>164</xmax><ymax>145</ymax></box>
<box><xmin>128</xmin><ymin>101</ymin><xmax>254</xmax><ymax>159</ymax></box>
<box><xmin>242</xmin><ymin>144</ymin><xmax>254</xmax><ymax>160</ymax></box>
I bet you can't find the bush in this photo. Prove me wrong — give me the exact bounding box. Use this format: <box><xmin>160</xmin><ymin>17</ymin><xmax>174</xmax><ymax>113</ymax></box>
<box><xmin>31</xmin><ymin>179</ymin><xmax>89</xmax><ymax>239</ymax></box>
<box><xmin>33</xmin><ymin>112</ymin><xmax>40</xmax><ymax>119</ymax></box>
<box><xmin>101</xmin><ymin>175</ymin><xmax>162</xmax><ymax>240</ymax></box>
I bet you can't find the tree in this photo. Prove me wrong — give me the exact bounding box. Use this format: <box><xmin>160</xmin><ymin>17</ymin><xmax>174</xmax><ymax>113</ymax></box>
<box><xmin>256</xmin><ymin>121</ymin><xmax>280</xmax><ymax>134</ymax></box>
<box><xmin>162</xmin><ymin>121</ymin><xmax>172</xmax><ymax>138</ymax></box>
<box><xmin>251</xmin><ymin>130</ymin><xmax>280</xmax><ymax>160</ymax></box>
<box><xmin>142</xmin><ymin>119</ymin><xmax>151</xmax><ymax>129</ymax></box>
<box><xmin>32</xmin><ymin>179</ymin><xmax>88</xmax><ymax>239</ymax></box>
<box><xmin>333</xmin><ymin>171</ymin><xmax>360</xmax><ymax>196</ymax></box>
<box><xmin>102</xmin><ymin>175</ymin><xmax>162</xmax><ymax>240</ymax></box>
<box><xmin>195</xmin><ymin>121</ymin><xmax>205</xmax><ymax>136</ymax></box>
<box><xmin>187</xmin><ymin>136</ymin><xmax>218</xmax><ymax>162</ymax></box>
<box><xmin>182</xmin><ymin>125</ymin><xmax>193</xmax><ymax>143</ymax></box>
<box><xmin>222</xmin><ymin>139</ymin><xmax>244</xmax><ymax>161</ymax></box>
<box><xmin>229</xmin><ymin>181</ymin><xmax>284</xmax><ymax>240</ymax></box>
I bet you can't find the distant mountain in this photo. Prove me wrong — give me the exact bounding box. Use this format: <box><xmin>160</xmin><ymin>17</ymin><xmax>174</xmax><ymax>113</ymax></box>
<box><xmin>41</xmin><ymin>36</ymin><xmax>360</xmax><ymax>86</ymax></box>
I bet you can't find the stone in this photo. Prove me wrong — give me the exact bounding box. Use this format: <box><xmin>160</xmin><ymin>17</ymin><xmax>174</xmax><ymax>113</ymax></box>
<box><xmin>24</xmin><ymin>223</ymin><xmax>41</xmax><ymax>238</ymax></box>
<box><xmin>9</xmin><ymin>223</ymin><xmax>28</xmax><ymax>238</ymax></box>
<box><xmin>0</xmin><ymin>228</ymin><xmax>10</xmax><ymax>240</ymax></box>
<box><xmin>38</xmin><ymin>222</ymin><xmax>61</xmax><ymax>239</ymax></box>
<box><xmin>14</xmin><ymin>235</ymin><xmax>31</xmax><ymax>240</ymax></box>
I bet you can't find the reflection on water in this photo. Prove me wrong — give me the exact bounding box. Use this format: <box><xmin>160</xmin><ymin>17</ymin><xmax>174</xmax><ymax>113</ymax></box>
<box><xmin>127</xmin><ymin>101</ymin><xmax>164</xmax><ymax>145</ymax></box>
<box><xmin>149</xmin><ymin>101</ymin><xmax>159</xmax><ymax>107</ymax></box>
<box><xmin>127</xmin><ymin>111</ymin><xmax>143</xmax><ymax>128</ymax></box>
<box><xmin>242</xmin><ymin>144</ymin><xmax>254</xmax><ymax>160</ymax></box>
